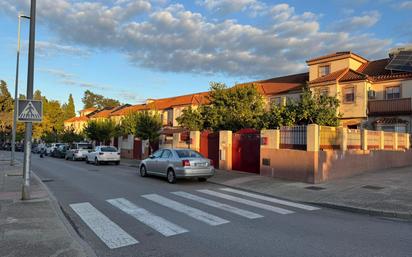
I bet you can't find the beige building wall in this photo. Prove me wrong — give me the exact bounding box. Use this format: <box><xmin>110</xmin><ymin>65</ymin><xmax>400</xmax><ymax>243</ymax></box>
<box><xmin>338</xmin><ymin>81</ymin><xmax>368</xmax><ymax>119</ymax></box>
<box><xmin>309</xmin><ymin>57</ymin><xmax>364</xmax><ymax>81</ymax></box>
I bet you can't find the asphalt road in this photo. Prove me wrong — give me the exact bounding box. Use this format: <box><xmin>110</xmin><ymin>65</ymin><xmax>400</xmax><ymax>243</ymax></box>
<box><xmin>29</xmin><ymin>154</ymin><xmax>412</xmax><ymax>257</ymax></box>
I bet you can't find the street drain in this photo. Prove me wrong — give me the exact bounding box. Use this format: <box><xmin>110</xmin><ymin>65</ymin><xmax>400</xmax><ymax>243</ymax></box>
<box><xmin>305</xmin><ymin>186</ymin><xmax>326</xmax><ymax>191</ymax></box>
<box><xmin>41</xmin><ymin>178</ymin><xmax>54</xmax><ymax>183</ymax></box>
<box><xmin>362</xmin><ymin>185</ymin><xmax>384</xmax><ymax>190</ymax></box>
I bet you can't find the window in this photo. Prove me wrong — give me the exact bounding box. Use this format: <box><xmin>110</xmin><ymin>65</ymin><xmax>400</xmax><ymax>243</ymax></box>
<box><xmin>344</xmin><ymin>87</ymin><xmax>355</xmax><ymax>103</ymax></box>
<box><xmin>316</xmin><ymin>88</ymin><xmax>329</xmax><ymax>97</ymax></box>
<box><xmin>175</xmin><ymin>150</ymin><xmax>204</xmax><ymax>158</ymax></box>
<box><xmin>270</xmin><ymin>97</ymin><xmax>282</xmax><ymax>106</ymax></box>
<box><xmin>319</xmin><ymin>65</ymin><xmax>331</xmax><ymax>77</ymax></box>
<box><xmin>161</xmin><ymin>149</ymin><xmax>172</xmax><ymax>158</ymax></box>
<box><xmin>386</xmin><ymin>86</ymin><xmax>400</xmax><ymax>99</ymax></box>
<box><xmin>152</xmin><ymin>150</ymin><xmax>163</xmax><ymax>158</ymax></box>
<box><xmin>101</xmin><ymin>147</ymin><xmax>117</xmax><ymax>152</ymax></box>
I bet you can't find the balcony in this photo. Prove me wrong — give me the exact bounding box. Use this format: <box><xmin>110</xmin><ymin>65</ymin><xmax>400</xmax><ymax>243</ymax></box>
<box><xmin>368</xmin><ymin>98</ymin><xmax>412</xmax><ymax>116</ymax></box>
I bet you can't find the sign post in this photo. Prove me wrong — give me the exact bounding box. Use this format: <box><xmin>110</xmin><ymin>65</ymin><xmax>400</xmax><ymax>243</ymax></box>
<box><xmin>22</xmin><ymin>0</ymin><xmax>37</xmax><ymax>201</ymax></box>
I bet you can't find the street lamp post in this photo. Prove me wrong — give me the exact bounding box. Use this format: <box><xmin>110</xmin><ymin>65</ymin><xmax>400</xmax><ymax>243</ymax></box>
<box><xmin>22</xmin><ymin>0</ymin><xmax>37</xmax><ymax>200</ymax></box>
<box><xmin>11</xmin><ymin>12</ymin><xmax>30</xmax><ymax>167</ymax></box>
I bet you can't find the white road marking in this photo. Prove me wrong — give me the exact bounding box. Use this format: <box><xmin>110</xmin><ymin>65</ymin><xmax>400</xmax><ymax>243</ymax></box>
<box><xmin>172</xmin><ymin>191</ymin><xmax>263</xmax><ymax>219</ymax></box>
<box><xmin>142</xmin><ymin>194</ymin><xmax>229</xmax><ymax>226</ymax></box>
<box><xmin>220</xmin><ymin>188</ymin><xmax>320</xmax><ymax>211</ymax></box>
<box><xmin>69</xmin><ymin>202</ymin><xmax>138</xmax><ymax>249</ymax></box>
<box><xmin>197</xmin><ymin>190</ymin><xmax>294</xmax><ymax>215</ymax></box>
<box><xmin>107</xmin><ymin>198</ymin><xmax>188</xmax><ymax>237</ymax></box>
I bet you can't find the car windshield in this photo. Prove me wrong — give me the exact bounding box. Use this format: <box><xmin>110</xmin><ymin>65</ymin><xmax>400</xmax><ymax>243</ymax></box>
<box><xmin>78</xmin><ymin>144</ymin><xmax>93</xmax><ymax>150</ymax></box>
<box><xmin>101</xmin><ymin>147</ymin><xmax>117</xmax><ymax>152</ymax></box>
<box><xmin>175</xmin><ymin>150</ymin><xmax>204</xmax><ymax>158</ymax></box>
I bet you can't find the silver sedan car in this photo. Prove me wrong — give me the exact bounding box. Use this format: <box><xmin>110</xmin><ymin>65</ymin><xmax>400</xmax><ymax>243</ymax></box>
<box><xmin>139</xmin><ymin>148</ymin><xmax>215</xmax><ymax>183</ymax></box>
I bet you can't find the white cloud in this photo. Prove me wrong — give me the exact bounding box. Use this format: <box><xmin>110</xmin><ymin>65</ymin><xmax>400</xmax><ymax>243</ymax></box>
<box><xmin>0</xmin><ymin>0</ymin><xmax>391</xmax><ymax>78</ymax></box>
<box><xmin>400</xmin><ymin>1</ymin><xmax>412</xmax><ymax>8</ymax></box>
<box><xmin>332</xmin><ymin>11</ymin><xmax>381</xmax><ymax>32</ymax></box>
<box><xmin>197</xmin><ymin>0</ymin><xmax>265</xmax><ymax>16</ymax></box>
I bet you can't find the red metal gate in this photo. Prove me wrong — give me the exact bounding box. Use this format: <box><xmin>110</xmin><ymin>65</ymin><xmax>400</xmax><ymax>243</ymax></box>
<box><xmin>133</xmin><ymin>138</ymin><xmax>142</xmax><ymax>160</ymax></box>
<box><xmin>200</xmin><ymin>131</ymin><xmax>219</xmax><ymax>168</ymax></box>
<box><xmin>232</xmin><ymin>129</ymin><xmax>260</xmax><ymax>173</ymax></box>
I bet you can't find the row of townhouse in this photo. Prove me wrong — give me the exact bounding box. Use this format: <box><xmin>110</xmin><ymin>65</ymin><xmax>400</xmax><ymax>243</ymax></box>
<box><xmin>64</xmin><ymin>49</ymin><xmax>412</xmax><ymax>135</ymax></box>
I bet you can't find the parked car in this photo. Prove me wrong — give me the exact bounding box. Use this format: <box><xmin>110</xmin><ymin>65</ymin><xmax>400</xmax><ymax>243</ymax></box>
<box><xmin>85</xmin><ymin>146</ymin><xmax>120</xmax><ymax>165</ymax></box>
<box><xmin>65</xmin><ymin>142</ymin><xmax>93</xmax><ymax>161</ymax></box>
<box><xmin>139</xmin><ymin>148</ymin><xmax>215</xmax><ymax>184</ymax></box>
<box><xmin>51</xmin><ymin>144</ymin><xmax>68</xmax><ymax>158</ymax></box>
<box><xmin>46</xmin><ymin>143</ymin><xmax>63</xmax><ymax>156</ymax></box>
<box><xmin>15</xmin><ymin>143</ymin><xmax>24</xmax><ymax>152</ymax></box>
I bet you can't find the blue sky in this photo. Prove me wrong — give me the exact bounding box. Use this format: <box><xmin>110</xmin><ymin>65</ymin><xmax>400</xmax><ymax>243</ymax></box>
<box><xmin>0</xmin><ymin>0</ymin><xmax>411</xmax><ymax>112</ymax></box>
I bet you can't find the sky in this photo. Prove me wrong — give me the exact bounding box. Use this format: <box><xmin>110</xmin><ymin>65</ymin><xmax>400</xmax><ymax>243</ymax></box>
<box><xmin>0</xmin><ymin>0</ymin><xmax>411</xmax><ymax>112</ymax></box>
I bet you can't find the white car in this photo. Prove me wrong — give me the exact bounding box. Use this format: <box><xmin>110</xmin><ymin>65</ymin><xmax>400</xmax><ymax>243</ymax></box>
<box><xmin>46</xmin><ymin>143</ymin><xmax>63</xmax><ymax>156</ymax></box>
<box><xmin>85</xmin><ymin>146</ymin><xmax>120</xmax><ymax>165</ymax></box>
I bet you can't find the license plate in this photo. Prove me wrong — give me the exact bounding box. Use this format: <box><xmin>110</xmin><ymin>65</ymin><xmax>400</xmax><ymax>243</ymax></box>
<box><xmin>195</xmin><ymin>162</ymin><xmax>207</xmax><ymax>167</ymax></box>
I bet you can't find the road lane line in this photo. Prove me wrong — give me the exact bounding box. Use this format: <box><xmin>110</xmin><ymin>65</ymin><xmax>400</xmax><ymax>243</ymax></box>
<box><xmin>142</xmin><ymin>194</ymin><xmax>229</xmax><ymax>226</ymax></box>
<box><xmin>69</xmin><ymin>202</ymin><xmax>138</xmax><ymax>249</ymax></box>
<box><xmin>220</xmin><ymin>188</ymin><xmax>320</xmax><ymax>211</ymax></box>
<box><xmin>172</xmin><ymin>191</ymin><xmax>263</xmax><ymax>219</ymax></box>
<box><xmin>197</xmin><ymin>190</ymin><xmax>294</xmax><ymax>215</ymax></box>
<box><xmin>107</xmin><ymin>198</ymin><xmax>188</xmax><ymax>237</ymax></box>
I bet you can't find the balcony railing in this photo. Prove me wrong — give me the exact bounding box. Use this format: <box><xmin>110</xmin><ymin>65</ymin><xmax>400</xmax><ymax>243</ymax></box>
<box><xmin>368</xmin><ymin>98</ymin><xmax>412</xmax><ymax>116</ymax></box>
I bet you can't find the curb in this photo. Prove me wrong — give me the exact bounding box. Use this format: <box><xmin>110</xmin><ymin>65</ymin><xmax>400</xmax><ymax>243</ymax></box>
<box><xmin>32</xmin><ymin>171</ymin><xmax>98</xmax><ymax>257</ymax></box>
<box><xmin>208</xmin><ymin>180</ymin><xmax>412</xmax><ymax>221</ymax></box>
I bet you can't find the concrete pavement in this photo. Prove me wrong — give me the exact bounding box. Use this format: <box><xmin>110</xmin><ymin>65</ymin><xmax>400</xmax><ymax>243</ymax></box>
<box><xmin>208</xmin><ymin>167</ymin><xmax>412</xmax><ymax>219</ymax></box>
<box><xmin>0</xmin><ymin>151</ymin><xmax>95</xmax><ymax>257</ymax></box>
<box><xmin>120</xmin><ymin>157</ymin><xmax>412</xmax><ymax>219</ymax></box>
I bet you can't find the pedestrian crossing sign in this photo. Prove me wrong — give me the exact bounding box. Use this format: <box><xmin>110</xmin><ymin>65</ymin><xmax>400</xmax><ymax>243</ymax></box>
<box><xmin>17</xmin><ymin>99</ymin><xmax>43</xmax><ymax>122</ymax></box>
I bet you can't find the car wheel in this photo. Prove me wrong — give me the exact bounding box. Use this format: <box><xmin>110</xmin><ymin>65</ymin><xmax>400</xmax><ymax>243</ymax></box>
<box><xmin>167</xmin><ymin>169</ymin><xmax>176</xmax><ymax>184</ymax></box>
<box><xmin>115</xmin><ymin>161</ymin><xmax>120</xmax><ymax>165</ymax></box>
<box><xmin>140</xmin><ymin>165</ymin><xmax>148</xmax><ymax>177</ymax></box>
<box><xmin>95</xmin><ymin>157</ymin><xmax>100</xmax><ymax>166</ymax></box>
<box><xmin>198</xmin><ymin>177</ymin><xmax>207</xmax><ymax>182</ymax></box>
<box><xmin>65</xmin><ymin>156</ymin><xmax>69</xmax><ymax>160</ymax></box>
<box><xmin>85</xmin><ymin>157</ymin><xmax>89</xmax><ymax>164</ymax></box>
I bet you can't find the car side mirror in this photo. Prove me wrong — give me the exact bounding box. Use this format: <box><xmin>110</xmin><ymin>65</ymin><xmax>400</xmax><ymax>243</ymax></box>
<box><xmin>149</xmin><ymin>155</ymin><xmax>155</xmax><ymax>159</ymax></box>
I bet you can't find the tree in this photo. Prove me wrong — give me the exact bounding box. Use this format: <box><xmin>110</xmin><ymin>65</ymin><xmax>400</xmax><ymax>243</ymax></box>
<box><xmin>262</xmin><ymin>86</ymin><xmax>341</xmax><ymax>128</ymax></box>
<box><xmin>176</xmin><ymin>106</ymin><xmax>203</xmax><ymax>130</ymax></box>
<box><xmin>82</xmin><ymin>90</ymin><xmax>120</xmax><ymax>109</ymax></box>
<box><xmin>60</xmin><ymin>127</ymin><xmax>84</xmax><ymax>143</ymax></box>
<box><xmin>0</xmin><ymin>81</ymin><xmax>14</xmax><ymax>142</ymax></box>
<box><xmin>84</xmin><ymin>119</ymin><xmax>117</xmax><ymax>145</ymax></box>
<box><xmin>62</xmin><ymin>94</ymin><xmax>76</xmax><ymax>121</ymax></box>
<box><xmin>134</xmin><ymin>111</ymin><xmax>162</xmax><ymax>153</ymax></box>
<box><xmin>178</xmin><ymin>82</ymin><xmax>266</xmax><ymax>131</ymax></box>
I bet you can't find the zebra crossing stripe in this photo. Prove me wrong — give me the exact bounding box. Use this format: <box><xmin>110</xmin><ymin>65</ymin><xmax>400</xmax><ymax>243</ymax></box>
<box><xmin>220</xmin><ymin>188</ymin><xmax>320</xmax><ymax>211</ymax></box>
<box><xmin>172</xmin><ymin>191</ymin><xmax>263</xmax><ymax>219</ymax></box>
<box><xmin>107</xmin><ymin>198</ymin><xmax>188</xmax><ymax>237</ymax></box>
<box><xmin>69</xmin><ymin>202</ymin><xmax>138</xmax><ymax>249</ymax></box>
<box><xmin>142</xmin><ymin>194</ymin><xmax>229</xmax><ymax>226</ymax></box>
<box><xmin>197</xmin><ymin>190</ymin><xmax>294</xmax><ymax>215</ymax></box>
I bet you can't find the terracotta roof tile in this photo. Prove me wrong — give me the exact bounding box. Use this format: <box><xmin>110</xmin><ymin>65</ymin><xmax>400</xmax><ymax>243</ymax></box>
<box><xmin>306</xmin><ymin>51</ymin><xmax>368</xmax><ymax>64</ymax></box>
<box><xmin>110</xmin><ymin>104</ymin><xmax>149</xmax><ymax>116</ymax></box>
<box><xmin>64</xmin><ymin>116</ymin><xmax>89</xmax><ymax>123</ymax></box>
<box><xmin>357</xmin><ymin>58</ymin><xmax>412</xmax><ymax>81</ymax></box>
<box><xmin>309</xmin><ymin>68</ymin><xmax>348</xmax><ymax>84</ymax></box>
<box><xmin>373</xmin><ymin>117</ymin><xmax>409</xmax><ymax>124</ymax></box>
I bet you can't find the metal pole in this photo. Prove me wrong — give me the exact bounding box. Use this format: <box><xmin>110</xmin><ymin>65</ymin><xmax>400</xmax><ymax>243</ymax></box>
<box><xmin>22</xmin><ymin>0</ymin><xmax>36</xmax><ymax>200</ymax></box>
<box><xmin>11</xmin><ymin>14</ymin><xmax>22</xmax><ymax>166</ymax></box>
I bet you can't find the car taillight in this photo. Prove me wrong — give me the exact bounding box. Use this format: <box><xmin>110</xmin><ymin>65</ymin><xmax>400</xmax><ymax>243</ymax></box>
<box><xmin>99</xmin><ymin>152</ymin><xmax>104</xmax><ymax>155</ymax></box>
<box><xmin>210</xmin><ymin>160</ymin><xmax>214</xmax><ymax>167</ymax></box>
<box><xmin>182</xmin><ymin>160</ymin><xmax>190</xmax><ymax>166</ymax></box>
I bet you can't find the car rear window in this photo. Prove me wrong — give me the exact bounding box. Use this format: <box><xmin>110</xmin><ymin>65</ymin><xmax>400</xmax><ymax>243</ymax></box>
<box><xmin>78</xmin><ymin>144</ymin><xmax>93</xmax><ymax>150</ymax></box>
<box><xmin>101</xmin><ymin>147</ymin><xmax>117</xmax><ymax>152</ymax></box>
<box><xmin>175</xmin><ymin>150</ymin><xmax>204</xmax><ymax>158</ymax></box>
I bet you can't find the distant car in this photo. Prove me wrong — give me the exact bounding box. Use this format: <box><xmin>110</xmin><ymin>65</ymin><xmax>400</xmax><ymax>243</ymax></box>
<box><xmin>52</xmin><ymin>144</ymin><xmax>68</xmax><ymax>158</ymax></box>
<box><xmin>139</xmin><ymin>148</ymin><xmax>215</xmax><ymax>184</ymax></box>
<box><xmin>15</xmin><ymin>143</ymin><xmax>24</xmax><ymax>152</ymax></box>
<box><xmin>65</xmin><ymin>142</ymin><xmax>93</xmax><ymax>161</ymax></box>
<box><xmin>85</xmin><ymin>146</ymin><xmax>120</xmax><ymax>165</ymax></box>
<box><xmin>46</xmin><ymin>143</ymin><xmax>62</xmax><ymax>156</ymax></box>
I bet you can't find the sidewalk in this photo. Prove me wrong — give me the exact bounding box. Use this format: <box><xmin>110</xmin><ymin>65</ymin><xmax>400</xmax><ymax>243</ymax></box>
<box><xmin>0</xmin><ymin>151</ymin><xmax>95</xmax><ymax>257</ymax></box>
<box><xmin>208</xmin><ymin>166</ymin><xmax>412</xmax><ymax>219</ymax></box>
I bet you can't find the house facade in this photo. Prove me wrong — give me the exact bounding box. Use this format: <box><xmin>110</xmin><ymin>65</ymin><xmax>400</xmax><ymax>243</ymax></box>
<box><xmin>64</xmin><ymin>50</ymin><xmax>412</xmax><ymax>134</ymax></box>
